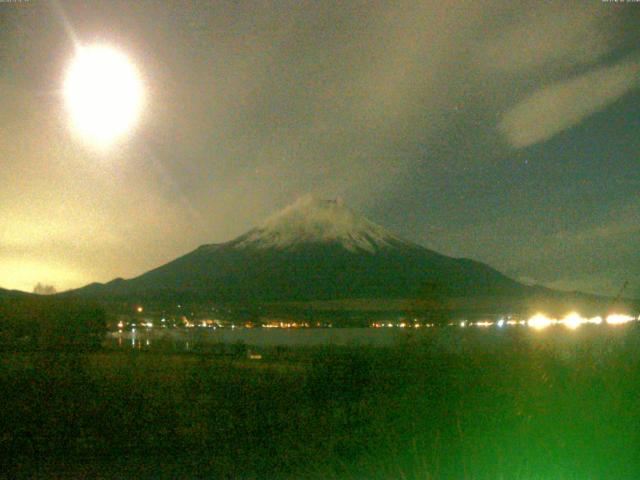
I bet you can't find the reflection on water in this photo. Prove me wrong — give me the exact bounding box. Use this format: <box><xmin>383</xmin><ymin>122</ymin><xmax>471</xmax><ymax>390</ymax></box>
<box><xmin>109</xmin><ymin>311</ymin><xmax>639</xmax><ymax>352</ymax></box>
<box><xmin>110</xmin><ymin>327</ymin><xmax>407</xmax><ymax>349</ymax></box>
<box><xmin>107</xmin><ymin>322</ymin><xmax>640</xmax><ymax>356</ymax></box>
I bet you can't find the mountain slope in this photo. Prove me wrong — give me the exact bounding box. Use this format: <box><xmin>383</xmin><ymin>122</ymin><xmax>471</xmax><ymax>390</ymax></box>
<box><xmin>0</xmin><ymin>287</ymin><xmax>33</xmax><ymax>299</ymax></box>
<box><xmin>69</xmin><ymin>197</ymin><xmax>525</xmax><ymax>303</ymax></box>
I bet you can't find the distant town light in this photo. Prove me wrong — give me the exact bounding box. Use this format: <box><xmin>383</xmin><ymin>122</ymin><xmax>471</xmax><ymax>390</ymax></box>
<box><xmin>606</xmin><ymin>314</ymin><xmax>635</xmax><ymax>325</ymax></box>
<box><xmin>560</xmin><ymin>312</ymin><xmax>583</xmax><ymax>330</ymax></box>
<box><xmin>528</xmin><ymin>313</ymin><xmax>553</xmax><ymax>330</ymax></box>
<box><xmin>475</xmin><ymin>321</ymin><xmax>493</xmax><ymax>327</ymax></box>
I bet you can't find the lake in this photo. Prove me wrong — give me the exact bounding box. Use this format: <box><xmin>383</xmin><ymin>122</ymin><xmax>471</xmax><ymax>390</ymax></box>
<box><xmin>107</xmin><ymin>323</ymin><xmax>640</xmax><ymax>358</ymax></box>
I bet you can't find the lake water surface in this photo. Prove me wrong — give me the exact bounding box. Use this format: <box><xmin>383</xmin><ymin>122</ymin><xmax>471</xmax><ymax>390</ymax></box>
<box><xmin>107</xmin><ymin>324</ymin><xmax>640</xmax><ymax>357</ymax></box>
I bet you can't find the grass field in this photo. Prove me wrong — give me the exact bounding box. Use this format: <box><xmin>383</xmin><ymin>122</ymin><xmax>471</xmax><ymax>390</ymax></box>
<box><xmin>2</xmin><ymin>326</ymin><xmax>640</xmax><ymax>479</ymax></box>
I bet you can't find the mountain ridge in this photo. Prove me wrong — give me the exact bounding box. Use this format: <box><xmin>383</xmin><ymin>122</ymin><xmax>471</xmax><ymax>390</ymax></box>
<box><xmin>65</xmin><ymin>197</ymin><xmax>526</xmax><ymax>305</ymax></box>
<box><xmin>61</xmin><ymin>197</ymin><xmax>640</xmax><ymax>316</ymax></box>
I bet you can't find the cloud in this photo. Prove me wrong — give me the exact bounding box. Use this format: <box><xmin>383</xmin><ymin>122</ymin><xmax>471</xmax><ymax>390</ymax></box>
<box><xmin>499</xmin><ymin>56</ymin><xmax>640</xmax><ymax>148</ymax></box>
<box><xmin>1</xmin><ymin>0</ymin><xmax>637</xmax><ymax>296</ymax></box>
<box><xmin>478</xmin><ymin>4</ymin><xmax>612</xmax><ymax>73</ymax></box>
<box><xmin>515</xmin><ymin>202</ymin><xmax>640</xmax><ymax>296</ymax></box>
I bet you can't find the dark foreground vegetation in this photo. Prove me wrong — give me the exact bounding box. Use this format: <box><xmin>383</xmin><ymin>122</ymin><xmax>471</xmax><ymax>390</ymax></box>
<box><xmin>1</xmin><ymin>299</ymin><xmax>640</xmax><ymax>479</ymax></box>
<box><xmin>0</xmin><ymin>297</ymin><xmax>106</xmax><ymax>351</ymax></box>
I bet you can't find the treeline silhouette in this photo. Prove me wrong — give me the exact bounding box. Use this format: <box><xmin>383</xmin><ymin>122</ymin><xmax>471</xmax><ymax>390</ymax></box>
<box><xmin>0</xmin><ymin>297</ymin><xmax>106</xmax><ymax>351</ymax></box>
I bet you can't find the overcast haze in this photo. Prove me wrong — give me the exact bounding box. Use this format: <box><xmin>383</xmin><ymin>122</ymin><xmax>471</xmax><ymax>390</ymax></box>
<box><xmin>1</xmin><ymin>0</ymin><xmax>638</xmax><ymax>296</ymax></box>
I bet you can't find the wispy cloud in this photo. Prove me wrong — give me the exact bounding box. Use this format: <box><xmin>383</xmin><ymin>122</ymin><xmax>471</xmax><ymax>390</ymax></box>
<box><xmin>478</xmin><ymin>4</ymin><xmax>612</xmax><ymax>73</ymax></box>
<box><xmin>478</xmin><ymin>2</ymin><xmax>615</xmax><ymax>73</ymax></box>
<box><xmin>499</xmin><ymin>56</ymin><xmax>640</xmax><ymax>148</ymax></box>
<box><xmin>1</xmin><ymin>0</ymin><xmax>637</xmax><ymax>294</ymax></box>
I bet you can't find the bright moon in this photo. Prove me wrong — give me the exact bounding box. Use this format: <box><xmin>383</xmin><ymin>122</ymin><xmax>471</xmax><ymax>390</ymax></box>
<box><xmin>64</xmin><ymin>45</ymin><xmax>144</xmax><ymax>146</ymax></box>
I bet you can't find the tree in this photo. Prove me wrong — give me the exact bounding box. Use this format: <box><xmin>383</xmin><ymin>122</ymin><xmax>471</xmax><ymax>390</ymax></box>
<box><xmin>33</xmin><ymin>283</ymin><xmax>57</xmax><ymax>295</ymax></box>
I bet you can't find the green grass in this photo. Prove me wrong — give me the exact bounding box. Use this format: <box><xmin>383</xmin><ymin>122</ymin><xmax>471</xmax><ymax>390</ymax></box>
<box><xmin>2</xmin><ymin>327</ymin><xmax>640</xmax><ymax>479</ymax></box>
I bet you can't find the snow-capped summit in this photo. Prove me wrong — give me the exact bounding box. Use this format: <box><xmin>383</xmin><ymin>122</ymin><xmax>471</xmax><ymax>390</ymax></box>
<box><xmin>234</xmin><ymin>195</ymin><xmax>406</xmax><ymax>253</ymax></box>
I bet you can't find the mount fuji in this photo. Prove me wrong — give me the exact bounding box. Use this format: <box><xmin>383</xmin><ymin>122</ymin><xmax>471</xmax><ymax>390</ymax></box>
<box><xmin>69</xmin><ymin>196</ymin><xmax>529</xmax><ymax>306</ymax></box>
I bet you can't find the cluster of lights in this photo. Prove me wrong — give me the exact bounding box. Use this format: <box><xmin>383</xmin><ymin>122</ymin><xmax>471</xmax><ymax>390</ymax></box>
<box><xmin>370</xmin><ymin>322</ymin><xmax>435</xmax><ymax>328</ymax></box>
<box><xmin>452</xmin><ymin>312</ymin><xmax>637</xmax><ymax>330</ymax></box>
<box><xmin>526</xmin><ymin>312</ymin><xmax>637</xmax><ymax>330</ymax></box>
<box><xmin>263</xmin><ymin>321</ymin><xmax>311</xmax><ymax>328</ymax></box>
<box><xmin>604</xmin><ymin>314</ymin><xmax>636</xmax><ymax>325</ymax></box>
<box><xmin>114</xmin><ymin>306</ymin><xmax>637</xmax><ymax>332</ymax></box>
<box><xmin>199</xmin><ymin>319</ymin><xmax>221</xmax><ymax>329</ymax></box>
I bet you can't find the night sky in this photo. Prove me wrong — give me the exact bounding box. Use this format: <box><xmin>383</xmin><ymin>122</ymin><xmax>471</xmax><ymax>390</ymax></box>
<box><xmin>1</xmin><ymin>0</ymin><xmax>638</xmax><ymax>296</ymax></box>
